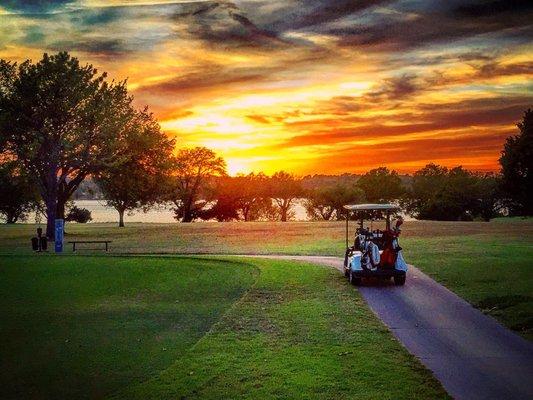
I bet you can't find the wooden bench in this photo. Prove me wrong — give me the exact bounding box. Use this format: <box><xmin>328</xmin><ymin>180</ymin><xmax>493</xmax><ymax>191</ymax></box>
<box><xmin>68</xmin><ymin>240</ymin><xmax>112</xmax><ymax>252</ymax></box>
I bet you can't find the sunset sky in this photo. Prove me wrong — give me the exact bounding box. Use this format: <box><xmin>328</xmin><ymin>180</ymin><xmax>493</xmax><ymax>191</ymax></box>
<box><xmin>1</xmin><ymin>0</ymin><xmax>532</xmax><ymax>175</ymax></box>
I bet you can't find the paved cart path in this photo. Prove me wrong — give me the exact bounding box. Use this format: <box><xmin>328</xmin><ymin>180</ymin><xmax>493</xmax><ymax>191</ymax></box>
<box><xmin>242</xmin><ymin>255</ymin><xmax>533</xmax><ymax>400</ymax></box>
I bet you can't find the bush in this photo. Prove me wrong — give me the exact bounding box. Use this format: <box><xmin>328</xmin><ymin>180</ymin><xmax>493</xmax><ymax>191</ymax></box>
<box><xmin>65</xmin><ymin>206</ymin><xmax>92</xmax><ymax>223</ymax></box>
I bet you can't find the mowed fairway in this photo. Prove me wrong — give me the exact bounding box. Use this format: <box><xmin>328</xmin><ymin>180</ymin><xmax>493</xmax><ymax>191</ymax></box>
<box><xmin>0</xmin><ymin>255</ymin><xmax>448</xmax><ymax>399</ymax></box>
<box><xmin>0</xmin><ymin>256</ymin><xmax>256</xmax><ymax>399</ymax></box>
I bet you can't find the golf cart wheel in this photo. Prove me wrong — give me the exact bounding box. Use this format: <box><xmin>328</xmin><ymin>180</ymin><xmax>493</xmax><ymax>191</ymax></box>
<box><xmin>394</xmin><ymin>274</ymin><xmax>406</xmax><ymax>286</ymax></box>
<box><xmin>349</xmin><ymin>271</ymin><xmax>361</xmax><ymax>286</ymax></box>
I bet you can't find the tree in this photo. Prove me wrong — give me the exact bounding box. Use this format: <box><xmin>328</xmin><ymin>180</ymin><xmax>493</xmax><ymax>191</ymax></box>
<box><xmin>405</xmin><ymin>164</ymin><xmax>501</xmax><ymax>221</ymax></box>
<box><xmin>234</xmin><ymin>173</ymin><xmax>271</xmax><ymax>221</ymax></box>
<box><xmin>169</xmin><ymin>147</ymin><xmax>226</xmax><ymax>222</ymax></box>
<box><xmin>65</xmin><ymin>206</ymin><xmax>92</xmax><ymax>223</ymax></box>
<box><xmin>269</xmin><ymin>171</ymin><xmax>303</xmax><ymax>222</ymax></box>
<box><xmin>199</xmin><ymin>176</ymin><xmax>240</xmax><ymax>222</ymax></box>
<box><xmin>473</xmin><ymin>173</ymin><xmax>502</xmax><ymax>221</ymax></box>
<box><xmin>499</xmin><ymin>109</ymin><xmax>533</xmax><ymax>215</ymax></box>
<box><xmin>95</xmin><ymin>108</ymin><xmax>175</xmax><ymax>227</ymax></box>
<box><xmin>0</xmin><ymin>52</ymin><xmax>135</xmax><ymax>238</ymax></box>
<box><xmin>0</xmin><ymin>161</ymin><xmax>38</xmax><ymax>223</ymax></box>
<box><xmin>305</xmin><ymin>183</ymin><xmax>365</xmax><ymax>220</ymax></box>
<box><xmin>0</xmin><ymin>60</ymin><xmax>16</xmax><ymax>153</ymax></box>
<box><xmin>403</xmin><ymin>163</ymin><xmax>448</xmax><ymax>218</ymax></box>
<box><xmin>357</xmin><ymin>167</ymin><xmax>404</xmax><ymax>202</ymax></box>
<box><xmin>200</xmin><ymin>173</ymin><xmax>273</xmax><ymax>222</ymax></box>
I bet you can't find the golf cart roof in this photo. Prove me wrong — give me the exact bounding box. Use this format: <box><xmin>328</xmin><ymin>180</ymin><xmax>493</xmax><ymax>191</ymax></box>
<box><xmin>343</xmin><ymin>203</ymin><xmax>400</xmax><ymax>211</ymax></box>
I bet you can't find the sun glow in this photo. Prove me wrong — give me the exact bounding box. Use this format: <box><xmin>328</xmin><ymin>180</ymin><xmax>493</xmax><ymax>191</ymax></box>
<box><xmin>3</xmin><ymin>0</ymin><xmax>529</xmax><ymax>174</ymax></box>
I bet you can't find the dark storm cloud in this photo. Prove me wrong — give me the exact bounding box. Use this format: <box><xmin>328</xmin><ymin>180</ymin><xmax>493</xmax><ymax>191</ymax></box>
<box><xmin>23</xmin><ymin>26</ymin><xmax>46</xmax><ymax>45</ymax></box>
<box><xmin>262</xmin><ymin>0</ymin><xmax>390</xmax><ymax>31</ymax></box>
<box><xmin>321</xmin><ymin>1</ymin><xmax>533</xmax><ymax>52</ymax></box>
<box><xmin>76</xmin><ymin>7</ymin><xmax>123</xmax><ymax>26</ymax></box>
<box><xmin>173</xmin><ymin>1</ymin><xmax>285</xmax><ymax>49</ymax></box>
<box><xmin>452</xmin><ymin>0</ymin><xmax>533</xmax><ymax>18</ymax></box>
<box><xmin>6</xmin><ymin>0</ymin><xmax>533</xmax><ymax>56</ymax></box>
<box><xmin>49</xmin><ymin>39</ymin><xmax>127</xmax><ymax>56</ymax></box>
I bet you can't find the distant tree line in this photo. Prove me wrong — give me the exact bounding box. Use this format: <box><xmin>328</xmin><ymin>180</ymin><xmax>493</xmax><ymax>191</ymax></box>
<box><xmin>1</xmin><ymin>52</ymin><xmax>532</xmax><ymax>234</ymax></box>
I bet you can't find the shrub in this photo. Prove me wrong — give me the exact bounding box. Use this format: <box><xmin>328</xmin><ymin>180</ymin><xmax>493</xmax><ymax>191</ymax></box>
<box><xmin>65</xmin><ymin>206</ymin><xmax>92</xmax><ymax>223</ymax></box>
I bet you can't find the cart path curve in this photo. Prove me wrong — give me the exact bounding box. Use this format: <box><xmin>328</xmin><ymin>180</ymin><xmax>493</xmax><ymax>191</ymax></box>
<box><xmin>240</xmin><ymin>255</ymin><xmax>533</xmax><ymax>400</ymax></box>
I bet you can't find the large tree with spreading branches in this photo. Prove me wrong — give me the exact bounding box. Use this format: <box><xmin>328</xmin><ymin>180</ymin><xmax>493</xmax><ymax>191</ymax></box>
<box><xmin>95</xmin><ymin>108</ymin><xmax>175</xmax><ymax>227</ymax></box>
<box><xmin>169</xmin><ymin>147</ymin><xmax>226</xmax><ymax>222</ymax></box>
<box><xmin>269</xmin><ymin>171</ymin><xmax>303</xmax><ymax>222</ymax></box>
<box><xmin>0</xmin><ymin>52</ymin><xmax>136</xmax><ymax>238</ymax></box>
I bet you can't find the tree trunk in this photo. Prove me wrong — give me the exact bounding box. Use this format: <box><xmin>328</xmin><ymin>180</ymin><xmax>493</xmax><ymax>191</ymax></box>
<box><xmin>280</xmin><ymin>207</ymin><xmax>287</xmax><ymax>222</ymax></box>
<box><xmin>118</xmin><ymin>208</ymin><xmax>125</xmax><ymax>227</ymax></box>
<box><xmin>181</xmin><ymin>212</ymin><xmax>193</xmax><ymax>223</ymax></box>
<box><xmin>45</xmin><ymin>193</ymin><xmax>57</xmax><ymax>239</ymax></box>
<box><xmin>56</xmin><ymin>201</ymin><xmax>65</xmax><ymax>220</ymax></box>
<box><xmin>181</xmin><ymin>199</ymin><xmax>193</xmax><ymax>222</ymax></box>
<box><xmin>6</xmin><ymin>212</ymin><xmax>17</xmax><ymax>224</ymax></box>
<box><xmin>44</xmin><ymin>154</ymin><xmax>60</xmax><ymax>240</ymax></box>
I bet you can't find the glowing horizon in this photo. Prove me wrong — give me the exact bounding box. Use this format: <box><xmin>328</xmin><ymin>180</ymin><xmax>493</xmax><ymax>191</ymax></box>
<box><xmin>1</xmin><ymin>1</ymin><xmax>531</xmax><ymax>175</ymax></box>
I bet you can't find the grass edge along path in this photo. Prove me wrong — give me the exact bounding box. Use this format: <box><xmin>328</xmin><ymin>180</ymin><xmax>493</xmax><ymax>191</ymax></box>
<box><xmin>112</xmin><ymin>257</ymin><xmax>449</xmax><ymax>400</ymax></box>
<box><xmin>405</xmin><ymin>236</ymin><xmax>533</xmax><ymax>340</ymax></box>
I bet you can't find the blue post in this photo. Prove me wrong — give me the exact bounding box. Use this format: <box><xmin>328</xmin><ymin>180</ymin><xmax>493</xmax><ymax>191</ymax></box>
<box><xmin>54</xmin><ymin>219</ymin><xmax>64</xmax><ymax>253</ymax></box>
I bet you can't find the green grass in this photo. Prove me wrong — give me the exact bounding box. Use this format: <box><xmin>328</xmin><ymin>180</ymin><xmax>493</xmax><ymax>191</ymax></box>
<box><xmin>113</xmin><ymin>258</ymin><xmax>447</xmax><ymax>400</ymax></box>
<box><xmin>0</xmin><ymin>255</ymin><xmax>448</xmax><ymax>399</ymax></box>
<box><xmin>2</xmin><ymin>219</ymin><xmax>533</xmax><ymax>256</ymax></box>
<box><xmin>1</xmin><ymin>219</ymin><xmax>531</xmax><ymax>339</ymax></box>
<box><xmin>0</xmin><ymin>219</ymin><xmax>531</xmax><ymax>397</ymax></box>
<box><xmin>0</xmin><ymin>255</ymin><xmax>256</xmax><ymax>399</ymax></box>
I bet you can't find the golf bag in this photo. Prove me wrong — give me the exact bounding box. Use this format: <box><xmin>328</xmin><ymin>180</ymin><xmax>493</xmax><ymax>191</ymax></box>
<box><xmin>361</xmin><ymin>240</ymin><xmax>380</xmax><ymax>270</ymax></box>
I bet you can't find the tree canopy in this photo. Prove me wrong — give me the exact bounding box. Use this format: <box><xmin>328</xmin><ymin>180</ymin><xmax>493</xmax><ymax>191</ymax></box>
<box><xmin>499</xmin><ymin>109</ymin><xmax>533</xmax><ymax>216</ymax></box>
<box><xmin>268</xmin><ymin>171</ymin><xmax>303</xmax><ymax>222</ymax></box>
<box><xmin>0</xmin><ymin>52</ymin><xmax>135</xmax><ymax>237</ymax></box>
<box><xmin>357</xmin><ymin>167</ymin><xmax>404</xmax><ymax>203</ymax></box>
<box><xmin>199</xmin><ymin>173</ymin><xmax>276</xmax><ymax>222</ymax></box>
<box><xmin>404</xmin><ymin>164</ymin><xmax>500</xmax><ymax>221</ymax></box>
<box><xmin>0</xmin><ymin>161</ymin><xmax>39</xmax><ymax>223</ymax></box>
<box><xmin>305</xmin><ymin>183</ymin><xmax>365</xmax><ymax>221</ymax></box>
<box><xmin>95</xmin><ymin>108</ymin><xmax>175</xmax><ymax>227</ymax></box>
<box><xmin>169</xmin><ymin>147</ymin><xmax>226</xmax><ymax>222</ymax></box>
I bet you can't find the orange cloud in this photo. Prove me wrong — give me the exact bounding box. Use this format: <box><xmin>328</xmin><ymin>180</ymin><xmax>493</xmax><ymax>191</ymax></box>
<box><xmin>1</xmin><ymin>0</ymin><xmax>532</xmax><ymax>175</ymax></box>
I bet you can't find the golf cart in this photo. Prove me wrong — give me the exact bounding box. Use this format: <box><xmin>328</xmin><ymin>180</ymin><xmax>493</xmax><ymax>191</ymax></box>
<box><xmin>343</xmin><ymin>204</ymin><xmax>408</xmax><ymax>286</ymax></box>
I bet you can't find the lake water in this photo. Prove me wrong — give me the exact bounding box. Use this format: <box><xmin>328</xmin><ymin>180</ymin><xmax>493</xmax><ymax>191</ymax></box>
<box><xmin>21</xmin><ymin>200</ymin><xmax>413</xmax><ymax>224</ymax></box>
<box><xmin>25</xmin><ymin>199</ymin><xmax>311</xmax><ymax>224</ymax></box>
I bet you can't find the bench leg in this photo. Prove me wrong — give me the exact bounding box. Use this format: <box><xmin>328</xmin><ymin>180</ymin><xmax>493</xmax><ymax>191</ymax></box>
<box><xmin>73</xmin><ymin>243</ymin><xmax>76</xmax><ymax>252</ymax></box>
<box><xmin>105</xmin><ymin>242</ymin><xmax>108</xmax><ymax>251</ymax></box>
